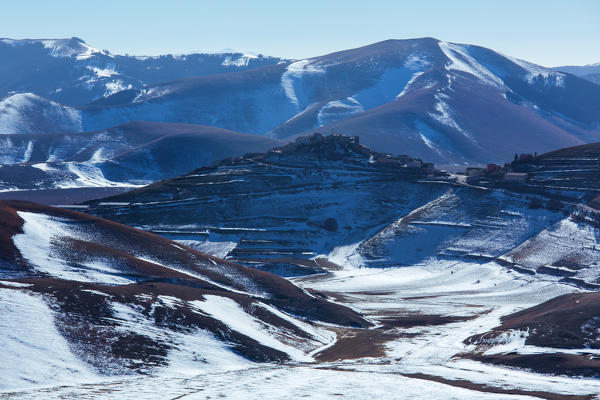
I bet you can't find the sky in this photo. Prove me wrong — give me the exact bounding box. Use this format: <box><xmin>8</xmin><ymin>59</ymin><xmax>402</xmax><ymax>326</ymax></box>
<box><xmin>1</xmin><ymin>0</ymin><xmax>598</xmax><ymax>67</ymax></box>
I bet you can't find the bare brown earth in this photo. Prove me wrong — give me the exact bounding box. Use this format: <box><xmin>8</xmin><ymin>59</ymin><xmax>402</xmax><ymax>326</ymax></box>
<box><xmin>0</xmin><ymin>187</ymin><xmax>131</xmax><ymax>205</ymax></box>
<box><xmin>467</xmin><ymin>353</ymin><xmax>600</xmax><ymax>379</ymax></box>
<box><xmin>314</xmin><ymin>328</ymin><xmax>403</xmax><ymax>362</ymax></box>
<box><xmin>467</xmin><ymin>292</ymin><xmax>600</xmax><ymax>350</ymax></box>
<box><xmin>378</xmin><ymin>314</ymin><xmax>477</xmax><ymax>328</ymax></box>
<box><xmin>314</xmin><ymin>312</ymin><xmax>479</xmax><ymax>362</ymax></box>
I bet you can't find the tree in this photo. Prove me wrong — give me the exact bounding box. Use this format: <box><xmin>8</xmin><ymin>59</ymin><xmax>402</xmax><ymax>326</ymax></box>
<box><xmin>323</xmin><ymin>218</ymin><xmax>338</xmax><ymax>232</ymax></box>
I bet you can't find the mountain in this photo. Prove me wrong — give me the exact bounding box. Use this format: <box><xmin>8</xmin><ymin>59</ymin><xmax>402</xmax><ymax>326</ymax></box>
<box><xmin>0</xmin><ymin>121</ymin><xmax>281</xmax><ymax>192</ymax></box>
<box><xmin>0</xmin><ymin>199</ymin><xmax>368</xmax><ymax>391</ymax></box>
<box><xmin>3</xmin><ymin>38</ymin><xmax>599</xmax><ymax>167</ymax></box>
<box><xmin>555</xmin><ymin>62</ymin><xmax>600</xmax><ymax>85</ymax></box>
<box><xmin>0</xmin><ymin>92</ymin><xmax>82</xmax><ymax>134</ymax></box>
<box><xmin>0</xmin><ymin>37</ymin><xmax>285</xmax><ymax>106</ymax></box>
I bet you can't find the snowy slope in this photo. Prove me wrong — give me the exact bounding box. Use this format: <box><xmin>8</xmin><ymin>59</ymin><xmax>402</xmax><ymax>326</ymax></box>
<box><xmin>0</xmin><ymin>200</ymin><xmax>367</xmax><ymax>391</ymax></box>
<box><xmin>0</xmin><ymin>93</ymin><xmax>82</xmax><ymax>134</ymax></box>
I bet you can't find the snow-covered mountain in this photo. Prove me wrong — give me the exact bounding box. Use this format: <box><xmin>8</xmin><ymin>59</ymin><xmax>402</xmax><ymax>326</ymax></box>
<box><xmin>0</xmin><ymin>93</ymin><xmax>82</xmax><ymax>134</ymax></box>
<box><xmin>0</xmin><ymin>200</ymin><xmax>367</xmax><ymax>391</ymax></box>
<box><xmin>0</xmin><ymin>121</ymin><xmax>281</xmax><ymax>192</ymax></box>
<box><xmin>3</xmin><ymin>38</ymin><xmax>598</xmax><ymax>167</ymax></box>
<box><xmin>555</xmin><ymin>62</ymin><xmax>600</xmax><ymax>85</ymax></box>
<box><xmin>0</xmin><ymin>37</ymin><xmax>285</xmax><ymax>105</ymax></box>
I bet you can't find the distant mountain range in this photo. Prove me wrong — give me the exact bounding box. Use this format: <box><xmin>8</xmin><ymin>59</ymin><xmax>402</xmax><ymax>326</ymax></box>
<box><xmin>0</xmin><ymin>121</ymin><xmax>281</xmax><ymax>191</ymax></box>
<box><xmin>1</xmin><ymin>37</ymin><xmax>599</xmax><ymax>179</ymax></box>
<box><xmin>554</xmin><ymin>62</ymin><xmax>600</xmax><ymax>85</ymax></box>
<box><xmin>0</xmin><ymin>37</ymin><xmax>285</xmax><ymax>106</ymax></box>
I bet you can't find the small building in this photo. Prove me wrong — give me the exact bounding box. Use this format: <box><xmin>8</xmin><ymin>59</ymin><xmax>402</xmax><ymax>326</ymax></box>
<box><xmin>406</xmin><ymin>159</ymin><xmax>422</xmax><ymax>168</ymax></box>
<box><xmin>466</xmin><ymin>167</ymin><xmax>485</xmax><ymax>177</ymax></box>
<box><xmin>422</xmin><ymin>162</ymin><xmax>435</xmax><ymax>173</ymax></box>
<box><xmin>466</xmin><ymin>175</ymin><xmax>481</xmax><ymax>185</ymax></box>
<box><xmin>295</xmin><ymin>135</ymin><xmax>311</xmax><ymax>145</ymax></box>
<box><xmin>377</xmin><ymin>156</ymin><xmax>402</xmax><ymax>164</ymax></box>
<box><xmin>519</xmin><ymin>154</ymin><xmax>534</xmax><ymax>161</ymax></box>
<box><xmin>486</xmin><ymin>164</ymin><xmax>501</xmax><ymax>173</ymax></box>
<box><xmin>309</xmin><ymin>132</ymin><xmax>324</xmax><ymax>144</ymax></box>
<box><xmin>504</xmin><ymin>172</ymin><xmax>528</xmax><ymax>183</ymax></box>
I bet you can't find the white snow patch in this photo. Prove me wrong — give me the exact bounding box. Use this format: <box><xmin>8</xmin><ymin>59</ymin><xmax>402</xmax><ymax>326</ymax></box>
<box><xmin>12</xmin><ymin>211</ymin><xmax>134</xmax><ymax>285</ymax></box>
<box><xmin>0</xmin><ymin>289</ymin><xmax>98</xmax><ymax>392</ymax></box>
<box><xmin>221</xmin><ymin>53</ymin><xmax>258</xmax><ymax>67</ymax></box>
<box><xmin>438</xmin><ymin>42</ymin><xmax>504</xmax><ymax>88</ymax></box>
<box><xmin>281</xmin><ymin>59</ymin><xmax>325</xmax><ymax>109</ymax></box>
<box><xmin>507</xmin><ymin>56</ymin><xmax>566</xmax><ymax>87</ymax></box>
<box><xmin>0</xmin><ymin>280</ymin><xmax>32</xmax><ymax>288</ymax></box>
<box><xmin>22</xmin><ymin>140</ymin><xmax>33</xmax><ymax>163</ymax></box>
<box><xmin>0</xmin><ymin>93</ymin><xmax>82</xmax><ymax>134</ymax></box>
<box><xmin>397</xmin><ymin>71</ymin><xmax>425</xmax><ymax>98</ymax></box>
<box><xmin>190</xmin><ymin>295</ymin><xmax>313</xmax><ymax>361</ymax></box>
<box><xmin>418</xmin><ymin>132</ymin><xmax>441</xmax><ymax>154</ymax></box>
<box><xmin>428</xmin><ymin>93</ymin><xmax>472</xmax><ymax>139</ymax></box>
<box><xmin>176</xmin><ymin>239</ymin><xmax>237</xmax><ymax>259</ymax></box>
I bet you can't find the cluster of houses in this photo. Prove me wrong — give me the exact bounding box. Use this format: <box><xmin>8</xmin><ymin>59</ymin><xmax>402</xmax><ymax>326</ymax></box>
<box><xmin>375</xmin><ymin>153</ymin><xmax>435</xmax><ymax>173</ymax></box>
<box><xmin>286</xmin><ymin>133</ymin><xmax>438</xmax><ymax>175</ymax></box>
<box><xmin>464</xmin><ymin>153</ymin><xmax>536</xmax><ymax>185</ymax></box>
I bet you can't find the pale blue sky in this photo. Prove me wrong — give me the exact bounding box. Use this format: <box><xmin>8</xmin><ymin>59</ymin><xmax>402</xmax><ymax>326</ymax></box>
<box><xmin>1</xmin><ymin>0</ymin><xmax>598</xmax><ymax>67</ymax></box>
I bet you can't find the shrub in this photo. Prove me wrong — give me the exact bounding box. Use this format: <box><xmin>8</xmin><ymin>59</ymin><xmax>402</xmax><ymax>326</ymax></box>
<box><xmin>323</xmin><ymin>217</ymin><xmax>338</xmax><ymax>232</ymax></box>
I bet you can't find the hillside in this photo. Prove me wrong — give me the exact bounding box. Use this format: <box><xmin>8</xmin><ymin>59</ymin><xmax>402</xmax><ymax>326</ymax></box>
<box><xmin>0</xmin><ymin>200</ymin><xmax>367</xmax><ymax>391</ymax></box>
<box><xmin>0</xmin><ymin>121</ymin><xmax>281</xmax><ymax>192</ymax></box>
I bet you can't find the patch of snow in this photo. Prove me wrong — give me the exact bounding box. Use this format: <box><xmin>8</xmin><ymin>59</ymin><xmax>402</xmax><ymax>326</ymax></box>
<box><xmin>22</xmin><ymin>140</ymin><xmax>33</xmax><ymax>163</ymax></box>
<box><xmin>507</xmin><ymin>56</ymin><xmax>566</xmax><ymax>87</ymax></box>
<box><xmin>12</xmin><ymin>211</ymin><xmax>135</xmax><ymax>285</ymax></box>
<box><xmin>428</xmin><ymin>93</ymin><xmax>472</xmax><ymax>139</ymax></box>
<box><xmin>481</xmin><ymin>329</ymin><xmax>529</xmax><ymax>355</ymax></box>
<box><xmin>0</xmin><ymin>93</ymin><xmax>82</xmax><ymax>134</ymax></box>
<box><xmin>397</xmin><ymin>71</ymin><xmax>425</xmax><ymax>98</ymax></box>
<box><xmin>221</xmin><ymin>54</ymin><xmax>258</xmax><ymax>67</ymax></box>
<box><xmin>438</xmin><ymin>42</ymin><xmax>504</xmax><ymax>88</ymax></box>
<box><xmin>317</xmin><ymin>97</ymin><xmax>364</xmax><ymax>126</ymax></box>
<box><xmin>176</xmin><ymin>239</ymin><xmax>238</xmax><ymax>259</ymax></box>
<box><xmin>109</xmin><ymin>301</ymin><xmax>251</xmax><ymax>376</ymax></box>
<box><xmin>190</xmin><ymin>295</ymin><xmax>313</xmax><ymax>361</ymax></box>
<box><xmin>0</xmin><ymin>289</ymin><xmax>98</xmax><ymax>392</ymax></box>
<box><xmin>418</xmin><ymin>132</ymin><xmax>441</xmax><ymax>154</ymax></box>
<box><xmin>280</xmin><ymin>59</ymin><xmax>325</xmax><ymax>110</ymax></box>
<box><xmin>0</xmin><ymin>280</ymin><xmax>32</xmax><ymax>288</ymax></box>
<box><xmin>104</xmin><ymin>80</ymin><xmax>132</xmax><ymax>97</ymax></box>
